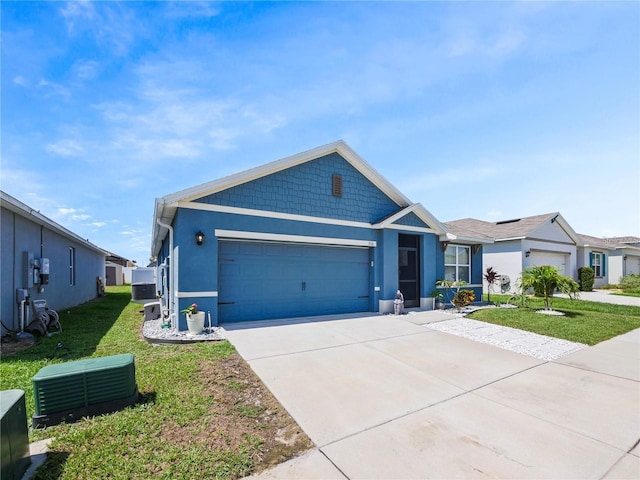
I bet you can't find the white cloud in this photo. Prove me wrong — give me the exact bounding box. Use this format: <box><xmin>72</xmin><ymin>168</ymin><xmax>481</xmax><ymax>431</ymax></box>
<box><xmin>59</xmin><ymin>1</ymin><xmax>96</xmax><ymax>33</ymax></box>
<box><xmin>46</xmin><ymin>139</ymin><xmax>84</xmax><ymax>157</ymax></box>
<box><xmin>59</xmin><ymin>1</ymin><xmax>140</xmax><ymax>56</ymax></box>
<box><xmin>56</xmin><ymin>207</ymin><xmax>91</xmax><ymax>222</ymax></box>
<box><xmin>37</xmin><ymin>78</ymin><xmax>71</xmax><ymax>99</ymax></box>
<box><xmin>116</xmin><ymin>178</ymin><xmax>142</xmax><ymax>189</ymax></box>
<box><xmin>72</xmin><ymin>60</ymin><xmax>101</xmax><ymax>80</ymax></box>
<box><xmin>13</xmin><ymin>75</ymin><xmax>28</xmax><ymax>87</ymax></box>
<box><xmin>164</xmin><ymin>1</ymin><xmax>221</xmax><ymax>19</ymax></box>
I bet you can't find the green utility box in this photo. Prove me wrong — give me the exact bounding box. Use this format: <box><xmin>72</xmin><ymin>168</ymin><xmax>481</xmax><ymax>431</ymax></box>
<box><xmin>32</xmin><ymin>353</ymin><xmax>138</xmax><ymax>427</ymax></box>
<box><xmin>1</xmin><ymin>390</ymin><xmax>31</xmax><ymax>480</ymax></box>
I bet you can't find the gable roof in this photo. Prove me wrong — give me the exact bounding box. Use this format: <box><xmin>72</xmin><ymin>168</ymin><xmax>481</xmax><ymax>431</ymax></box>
<box><xmin>153</xmin><ymin>140</ymin><xmax>466</xmax><ymax>256</ymax></box>
<box><xmin>604</xmin><ymin>236</ymin><xmax>640</xmax><ymax>246</ymax></box>
<box><xmin>445</xmin><ymin>212</ymin><xmax>582</xmax><ymax>245</ymax></box>
<box><xmin>578</xmin><ymin>233</ymin><xmax>615</xmax><ymax>250</ymax></box>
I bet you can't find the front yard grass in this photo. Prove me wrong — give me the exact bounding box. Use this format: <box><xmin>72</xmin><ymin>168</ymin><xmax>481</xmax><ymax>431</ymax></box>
<box><xmin>0</xmin><ymin>286</ymin><xmax>311</xmax><ymax>479</ymax></box>
<box><xmin>469</xmin><ymin>295</ymin><xmax>640</xmax><ymax>345</ymax></box>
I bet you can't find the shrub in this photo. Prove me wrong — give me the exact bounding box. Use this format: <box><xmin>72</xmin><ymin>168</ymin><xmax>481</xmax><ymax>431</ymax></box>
<box><xmin>452</xmin><ymin>289</ymin><xmax>475</xmax><ymax>310</ymax></box>
<box><xmin>620</xmin><ymin>274</ymin><xmax>640</xmax><ymax>290</ymax></box>
<box><xmin>520</xmin><ymin>265</ymin><xmax>579</xmax><ymax>311</ymax></box>
<box><xmin>578</xmin><ymin>267</ymin><xmax>595</xmax><ymax>291</ymax></box>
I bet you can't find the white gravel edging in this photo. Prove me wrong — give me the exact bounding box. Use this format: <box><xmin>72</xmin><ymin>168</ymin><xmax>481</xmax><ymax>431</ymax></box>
<box><xmin>425</xmin><ymin>317</ymin><xmax>587</xmax><ymax>361</ymax></box>
<box><xmin>142</xmin><ymin>318</ymin><xmax>226</xmax><ymax>344</ymax></box>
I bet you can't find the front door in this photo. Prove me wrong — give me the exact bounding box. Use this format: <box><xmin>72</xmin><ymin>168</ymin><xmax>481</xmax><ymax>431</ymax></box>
<box><xmin>398</xmin><ymin>234</ymin><xmax>420</xmax><ymax>308</ymax></box>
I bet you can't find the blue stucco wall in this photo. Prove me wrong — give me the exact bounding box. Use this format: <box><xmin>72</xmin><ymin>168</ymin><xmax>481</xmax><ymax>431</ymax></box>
<box><xmin>196</xmin><ymin>153</ymin><xmax>401</xmax><ymax>223</ymax></box>
<box><xmin>1</xmin><ymin>208</ymin><xmax>105</xmax><ymax>334</ymax></box>
<box><xmin>165</xmin><ymin>209</ymin><xmax>444</xmax><ymax>328</ymax></box>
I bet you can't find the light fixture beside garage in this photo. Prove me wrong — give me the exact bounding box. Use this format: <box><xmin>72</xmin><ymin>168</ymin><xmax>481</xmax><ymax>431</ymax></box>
<box><xmin>196</xmin><ymin>231</ymin><xmax>205</xmax><ymax>246</ymax></box>
<box><xmin>525</xmin><ymin>250</ymin><xmax>531</xmax><ymax>257</ymax></box>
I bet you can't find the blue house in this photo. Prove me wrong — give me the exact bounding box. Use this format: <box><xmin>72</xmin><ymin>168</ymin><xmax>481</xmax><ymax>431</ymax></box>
<box><xmin>1</xmin><ymin>191</ymin><xmax>108</xmax><ymax>335</ymax></box>
<box><xmin>151</xmin><ymin>141</ymin><xmax>488</xmax><ymax>329</ymax></box>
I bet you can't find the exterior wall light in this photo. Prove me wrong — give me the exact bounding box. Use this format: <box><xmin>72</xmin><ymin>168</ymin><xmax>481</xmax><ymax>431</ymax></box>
<box><xmin>196</xmin><ymin>231</ymin><xmax>205</xmax><ymax>246</ymax></box>
<box><xmin>525</xmin><ymin>250</ymin><xmax>531</xmax><ymax>257</ymax></box>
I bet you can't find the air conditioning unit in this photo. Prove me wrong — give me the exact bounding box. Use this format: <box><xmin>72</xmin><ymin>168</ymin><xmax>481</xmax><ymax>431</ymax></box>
<box><xmin>131</xmin><ymin>268</ymin><xmax>157</xmax><ymax>304</ymax></box>
<box><xmin>32</xmin><ymin>354</ymin><xmax>138</xmax><ymax>428</ymax></box>
<box><xmin>1</xmin><ymin>390</ymin><xmax>31</xmax><ymax>480</ymax></box>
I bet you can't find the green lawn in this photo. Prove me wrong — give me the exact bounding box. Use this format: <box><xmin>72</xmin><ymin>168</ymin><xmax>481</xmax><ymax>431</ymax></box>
<box><xmin>0</xmin><ymin>286</ymin><xmax>308</xmax><ymax>479</ymax></box>
<box><xmin>470</xmin><ymin>295</ymin><xmax>640</xmax><ymax>345</ymax></box>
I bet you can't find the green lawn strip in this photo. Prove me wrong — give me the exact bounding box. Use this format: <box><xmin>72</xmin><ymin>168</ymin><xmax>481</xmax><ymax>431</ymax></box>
<box><xmin>0</xmin><ymin>286</ymin><xmax>263</xmax><ymax>479</ymax></box>
<box><xmin>613</xmin><ymin>290</ymin><xmax>640</xmax><ymax>298</ymax></box>
<box><xmin>471</xmin><ymin>295</ymin><xmax>640</xmax><ymax>345</ymax></box>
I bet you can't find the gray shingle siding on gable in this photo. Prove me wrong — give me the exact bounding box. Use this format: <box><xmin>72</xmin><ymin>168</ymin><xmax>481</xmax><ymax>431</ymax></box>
<box><xmin>195</xmin><ymin>152</ymin><xmax>400</xmax><ymax>223</ymax></box>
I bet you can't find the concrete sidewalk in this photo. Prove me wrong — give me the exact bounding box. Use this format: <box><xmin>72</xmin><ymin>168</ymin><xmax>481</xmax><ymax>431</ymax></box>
<box><xmin>559</xmin><ymin>289</ymin><xmax>640</xmax><ymax>307</ymax></box>
<box><xmin>224</xmin><ymin>312</ymin><xmax>640</xmax><ymax>479</ymax></box>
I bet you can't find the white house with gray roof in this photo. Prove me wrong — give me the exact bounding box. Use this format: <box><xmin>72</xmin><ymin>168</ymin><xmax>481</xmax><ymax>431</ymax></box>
<box><xmin>445</xmin><ymin>212</ymin><xmax>582</xmax><ymax>294</ymax></box>
<box><xmin>447</xmin><ymin>212</ymin><xmax>640</xmax><ymax>293</ymax></box>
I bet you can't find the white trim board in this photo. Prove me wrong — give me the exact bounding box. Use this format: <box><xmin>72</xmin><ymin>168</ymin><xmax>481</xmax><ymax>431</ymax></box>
<box><xmin>180</xmin><ymin>201</ymin><xmax>437</xmax><ymax>234</ymax></box>
<box><xmin>215</xmin><ymin>229</ymin><xmax>377</xmax><ymax>248</ymax></box>
<box><xmin>176</xmin><ymin>291</ymin><xmax>219</xmax><ymax>298</ymax></box>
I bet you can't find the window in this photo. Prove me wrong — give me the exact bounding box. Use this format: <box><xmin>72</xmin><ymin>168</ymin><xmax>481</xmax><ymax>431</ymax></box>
<box><xmin>590</xmin><ymin>252</ymin><xmax>605</xmax><ymax>277</ymax></box>
<box><xmin>69</xmin><ymin>247</ymin><xmax>76</xmax><ymax>286</ymax></box>
<box><xmin>444</xmin><ymin>245</ymin><xmax>470</xmax><ymax>283</ymax></box>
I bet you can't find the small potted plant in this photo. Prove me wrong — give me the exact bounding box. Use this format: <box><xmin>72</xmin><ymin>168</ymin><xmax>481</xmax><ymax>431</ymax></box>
<box><xmin>181</xmin><ymin>303</ymin><xmax>205</xmax><ymax>335</ymax></box>
<box><xmin>431</xmin><ymin>290</ymin><xmax>445</xmax><ymax>310</ymax></box>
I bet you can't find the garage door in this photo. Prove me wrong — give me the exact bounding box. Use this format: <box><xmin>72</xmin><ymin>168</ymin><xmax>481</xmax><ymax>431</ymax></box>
<box><xmin>218</xmin><ymin>241</ymin><xmax>370</xmax><ymax>323</ymax></box>
<box><xmin>529</xmin><ymin>251</ymin><xmax>568</xmax><ymax>276</ymax></box>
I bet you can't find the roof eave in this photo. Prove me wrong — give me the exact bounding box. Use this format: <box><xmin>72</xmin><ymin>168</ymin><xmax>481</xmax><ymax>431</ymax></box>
<box><xmin>439</xmin><ymin>232</ymin><xmax>494</xmax><ymax>245</ymax></box>
<box><xmin>1</xmin><ymin>191</ymin><xmax>107</xmax><ymax>256</ymax></box>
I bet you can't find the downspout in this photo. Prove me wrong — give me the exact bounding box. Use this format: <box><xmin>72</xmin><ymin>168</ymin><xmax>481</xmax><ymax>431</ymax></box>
<box><xmin>156</xmin><ymin>217</ymin><xmax>176</xmax><ymax>329</ymax></box>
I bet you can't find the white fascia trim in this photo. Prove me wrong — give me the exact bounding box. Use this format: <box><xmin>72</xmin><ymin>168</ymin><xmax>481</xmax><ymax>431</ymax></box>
<box><xmin>215</xmin><ymin>229</ymin><xmax>377</xmax><ymax>248</ymax></box>
<box><xmin>384</xmin><ymin>224</ymin><xmax>436</xmax><ymax>234</ymax></box>
<box><xmin>373</xmin><ymin>204</ymin><xmax>420</xmax><ymax>228</ymax></box>
<box><xmin>495</xmin><ymin>236</ymin><xmax>526</xmax><ymax>242</ymax></box>
<box><xmin>181</xmin><ymin>201</ymin><xmax>439</xmax><ymax>235</ymax></box>
<box><xmin>176</xmin><ymin>291</ymin><xmax>219</xmax><ymax>298</ymax></box>
<box><xmin>440</xmin><ymin>233</ymin><xmax>494</xmax><ymax>244</ymax></box>
<box><xmin>179</xmin><ymin>201</ymin><xmax>374</xmax><ymax>229</ymax></box>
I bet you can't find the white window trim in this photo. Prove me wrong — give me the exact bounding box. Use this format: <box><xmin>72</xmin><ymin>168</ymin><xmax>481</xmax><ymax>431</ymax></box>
<box><xmin>592</xmin><ymin>252</ymin><xmax>603</xmax><ymax>277</ymax></box>
<box><xmin>445</xmin><ymin>244</ymin><xmax>471</xmax><ymax>283</ymax></box>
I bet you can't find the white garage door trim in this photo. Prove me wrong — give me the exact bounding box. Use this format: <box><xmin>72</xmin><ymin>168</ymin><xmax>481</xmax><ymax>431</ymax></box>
<box><xmin>215</xmin><ymin>229</ymin><xmax>376</xmax><ymax>248</ymax></box>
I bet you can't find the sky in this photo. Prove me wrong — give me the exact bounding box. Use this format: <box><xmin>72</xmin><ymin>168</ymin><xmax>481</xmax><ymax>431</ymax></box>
<box><xmin>2</xmin><ymin>1</ymin><xmax>639</xmax><ymax>266</ymax></box>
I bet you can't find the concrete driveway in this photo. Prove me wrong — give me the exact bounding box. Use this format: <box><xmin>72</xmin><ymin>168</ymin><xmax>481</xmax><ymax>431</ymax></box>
<box><xmin>224</xmin><ymin>313</ymin><xmax>640</xmax><ymax>479</ymax></box>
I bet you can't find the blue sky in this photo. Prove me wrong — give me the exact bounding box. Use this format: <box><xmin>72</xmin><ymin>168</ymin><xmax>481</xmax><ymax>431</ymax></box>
<box><xmin>2</xmin><ymin>1</ymin><xmax>639</xmax><ymax>265</ymax></box>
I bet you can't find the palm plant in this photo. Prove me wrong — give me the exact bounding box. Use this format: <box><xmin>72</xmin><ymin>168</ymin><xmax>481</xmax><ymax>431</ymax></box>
<box><xmin>483</xmin><ymin>267</ymin><xmax>500</xmax><ymax>302</ymax></box>
<box><xmin>519</xmin><ymin>265</ymin><xmax>579</xmax><ymax>311</ymax></box>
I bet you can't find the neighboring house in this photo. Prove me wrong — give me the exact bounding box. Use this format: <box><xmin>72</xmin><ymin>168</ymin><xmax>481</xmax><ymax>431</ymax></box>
<box><xmin>576</xmin><ymin>234</ymin><xmax>613</xmax><ymax>288</ymax></box>
<box><xmin>151</xmin><ymin>140</ymin><xmax>489</xmax><ymax>329</ymax></box>
<box><xmin>445</xmin><ymin>212</ymin><xmax>581</xmax><ymax>294</ymax></box>
<box><xmin>602</xmin><ymin>236</ymin><xmax>640</xmax><ymax>283</ymax></box>
<box><xmin>1</xmin><ymin>191</ymin><xmax>107</xmax><ymax>335</ymax></box>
